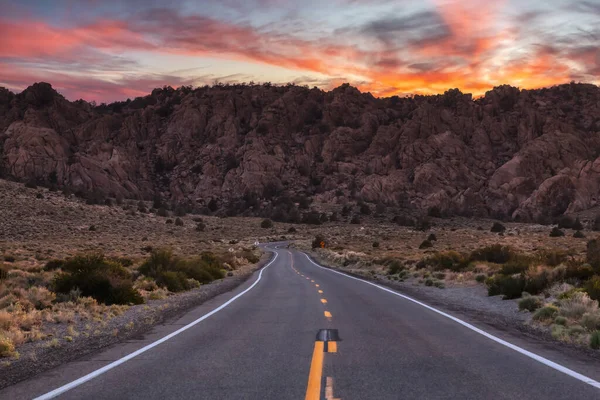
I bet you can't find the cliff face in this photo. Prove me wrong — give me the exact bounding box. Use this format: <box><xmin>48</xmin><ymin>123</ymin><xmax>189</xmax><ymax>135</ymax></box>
<box><xmin>1</xmin><ymin>81</ymin><xmax>600</xmax><ymax>221</ymax></box>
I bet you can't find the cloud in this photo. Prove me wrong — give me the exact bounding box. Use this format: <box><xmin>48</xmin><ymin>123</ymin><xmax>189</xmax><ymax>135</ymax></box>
<box><xmin>0</xmin><ymin>1</ymin><xmax>597</xmax><ymax>102</ymax></box>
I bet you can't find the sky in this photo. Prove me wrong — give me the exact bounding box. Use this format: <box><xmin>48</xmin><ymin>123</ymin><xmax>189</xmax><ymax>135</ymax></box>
<box><xmin>0</xmin><ymin>0</ymin><xmax>598</xmax><ymax>102</ymax></box>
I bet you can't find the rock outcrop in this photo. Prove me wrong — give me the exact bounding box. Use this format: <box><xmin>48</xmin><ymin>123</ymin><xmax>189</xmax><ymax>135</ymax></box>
<box><xmin>1</xmin><ymin>81</ymin><xmax>600</xmax><ymax>221</ymax></box>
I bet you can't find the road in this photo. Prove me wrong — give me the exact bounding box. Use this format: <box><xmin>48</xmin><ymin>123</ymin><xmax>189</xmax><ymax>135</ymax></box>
<box><xmin>2</xmin><ymin>244</ymin><xmax>600</xmax><ymax>399</ymax></box>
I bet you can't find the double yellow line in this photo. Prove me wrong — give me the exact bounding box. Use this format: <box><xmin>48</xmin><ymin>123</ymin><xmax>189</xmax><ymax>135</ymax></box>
<box><xmin>305</xmin><ymin>335</ymin><xmax>339</xmax><ymax>400</ymax></box>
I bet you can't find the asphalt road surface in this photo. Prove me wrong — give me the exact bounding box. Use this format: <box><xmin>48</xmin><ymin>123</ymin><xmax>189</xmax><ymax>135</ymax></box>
<box><xmin>2</xmin><ymin>244</ymin><xmax>600</xmax><ymax>399</ymax></box>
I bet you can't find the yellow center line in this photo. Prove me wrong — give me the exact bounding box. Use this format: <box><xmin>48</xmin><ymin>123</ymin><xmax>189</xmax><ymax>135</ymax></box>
<box><xmin>327</xmin><ymin>342</ymin><xmax>337</xmax><ymax>353</ymax></box>
<box><xmin>318</xmin><ymin>290</ymin><xmax>323</xmax><ymax>294</ymax></box>
<box><xmin>315</xmin><ymin>284</ymin><xmax>319</xmax><ymax>287</ymax></box>
<box><xmin>324</xmin><ymin>311</ymin><xmax>332</xmax><ymax>319</ymax></box>
<box><xmin>321</xmin><ymin>298</ymin><xmax>328</xmax><ymax>304</ymax></box>
<box><xmin>305</xmin><ymin>341</ymin><xmax>325</xmax><ymax>400</ymax></box>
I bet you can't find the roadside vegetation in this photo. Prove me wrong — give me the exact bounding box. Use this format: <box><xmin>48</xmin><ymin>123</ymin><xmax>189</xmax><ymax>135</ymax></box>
<box><xmin>0</xmin><ymin>247</ymin><xmax>261</xmax><ymax>359</ymax></box>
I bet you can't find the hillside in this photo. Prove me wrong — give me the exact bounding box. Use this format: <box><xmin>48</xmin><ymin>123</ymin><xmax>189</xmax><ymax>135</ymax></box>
<box><xmin>1</xmin><ymin>82</ymin><xmax>600</xmax><ymax>222</ymax></box>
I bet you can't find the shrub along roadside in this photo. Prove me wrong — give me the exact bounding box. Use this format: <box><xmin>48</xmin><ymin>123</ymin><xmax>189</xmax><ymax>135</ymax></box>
<box><xmin>138</xmin><ymin>249</ymin><xmax>225</xmax><ymax>292</ymax></box>
<box><xmin>52</xmin><ymin>254</ymin><xmax>143</xmax><ymax>305</ymax></box>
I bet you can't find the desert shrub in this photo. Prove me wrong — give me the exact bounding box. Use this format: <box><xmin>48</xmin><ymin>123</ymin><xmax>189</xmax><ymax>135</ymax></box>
<box><xmin>157</xmin><ymin>207</ymin><xmax>168</xmax><ymax>217</ymax></box>
<box><xmin>392</xmin><ymin>215</ymin><xmax>414</xmax><ymax>227</ymax></box>
<box><xmin>195</xmin><ymin>222</ymin><xmax>206</xmax><ymax>232</ymax></box>
<box><xmin>434</xmin><ymin>280</ymin><xmax>445</xmax><ymax>288</ymax></box>
<box><xmin>586</xmin><ymin>239</ymin><xmax>600</xmax><ymax>271</ymax></box>
<box><xmin>52</xmin><ymin>254</ymin><xmax>142</xmax><ymax>305</ymax></box>
<box><xmin>0</xmin><ymin>266</ymin><xmax>8</xmax><ymax>282</ymax></box>
<box><xmin>498</xmin><ymin>259</ymin><xmax>530</xmax><ymax>275</ymax></box>
<box><xmin>302</xmin><ymin>211</ymin><xmax>322</xmax><ymax>225</ymax></box>
<box><xmin>24</xmin><ymin>180</ymin><xmax>37</xmax><ymax>189</ymax></box>
<box><xmin>419</xmin><ymin>240</ymin><xmax>433</xmax><ymax>249</ymax></box>
<box><xmin>524</xmin><ymin>268</ymin><xmax>552</xmax><ymax>295</ymax></box>
<box><xmin>239</xmin><ymin>249</ymin><xmax>260</xmax><ymax>264</ymax></box>
<box><xmin>490</xmin><ymin>222</ymin><xmax>506</xmax><ymax>233</ymax></box>
<box><xmin>593</xmin><ymin>215</ymin><xmax>600</xmax><ymax>231</ymax></box>
<box><xmin>558</xmin><ymin>287</ymin><xmax>586</xmax><ymax>299</ymax></box>
<box><xmin>27</xmin><ymin>287</ymin><xmax>55</xmax><ymax>309</ymax></box>
<box><xmin>288</xmin><ymin>227</ymin><xmax>297</xmax><ymax>233</ymax></box>
<box><xmin>554</xmin><ymin>316</ymin><xmax>568</xmax><ymax>326</ymax></box>
<box><xmin>312</xmin><ymin>235</ymin><xmax>326</xmax><ymax>249</ymax></box>
<box><xmin>475</xmin><ymin>274</ymin><xmax>486</xmax><ymax>283</ymax></box>
<box><xmin>4</xmin><ymin>255</ymin><xmax>15</xmax><ymax>263</ymax></box>
<box><xmin>425</xmin><ymin>278</ymin><xmax>434</xmax><ymax>286</ymax></box>
<box><xmin>261</xmin><ymin>219</ymin><xmax>273</xmax><ymax>229</ymax></box>
<box><xmin>0</xmin><ymin>335</ymin><xmax>15</xmax><ymax>357</ymax></box>
<box><xmin>573</xmin><ymin>218</ymin><xmax>584</xmax><ymax>230</ymax></box>
<box><xmin>359</xmin><ymin>203</ymin><xmax>371</xmax><ymax>215</ymax></box>
<box><xmin>387</xmin><ymin>260</ymin><xmax>404</xmax><ymax>275</ymax></box>
<box><xmin>426</xmin><ymin>251</ymin><xmax>468</xmax><ymax>272</ymax></box>
<box><xmin>518</xmin><ymin>295</ymin><xmax>542</xmax><ymax>312</ymax></box>
<box><xmin>43</xmin><ymin>259</ymin><xmax>63</xmax><ymax>271</ymax></box>
<box><xmin>138</xmin><ymin>249</ymin><xmax>224</xmax><ymax>291</ymax></box>
<box><xmin>582</xmin><ymin>312</ymin><xmax>600</xmax><ymax>331</ymax></box>
<box><xmin>89</xmin><ymin>225</ymin><xmax>97</xmax><ymax>231</ymax></box>
<box><xmin>166</xmin><ymin>219</ymin><xmax>173</xmax><ymax>224</ymax></box>
<box><xmin>574</xmin><ymin>230</ymin><xmax>586</xmax><ymax>238</ymax></box>
<box><xmin>427</xmin><ymin>233</ymin><xmax>437</xmax><ymax>241</ymax></box>
<box><xmin>372</xmin><ymin>241</ymin><xmax>380</xmax><ymax>248</ymax></box>
<box><xmin>175</xmin><ymin>218</ymin><xmax>184</xmax><ymax>226</ymax></box>
<box><xmin>591</xmin><ymin>331</ymin><xmax>600</xmax><ymax>349</ymax></box>
<box><xmin>565</xmin><ymin>263</ymin><xmax>594</xmax><ymax>281</ymax></box>
<box><xmin>549</xmin><ymin>227</ymin><xmax>564</xmax><ymax>237</ymax></box>
<box><xmin>585</xmin><ymin>276</ymin><xmax>600</xmax><ymax>301</ymax></box>
<box><xmin>470</xmin><ymin>244</ymin><xmax>514</xmax><ymax>264</ymax></box>
<box><xmin>559</xmin><ymin>292</ymin><xmax>598</xmax><ymax>319</ymax></box>
<box><xmin>537</xmin><ymin>249</ymin><xmax>569</xmax><ymax>267</ymax></box>
<box><xmin>533</xmin><ymin>305</ymin><xmax>559</xmax><ymax>322</ymax></box>
<box><xmin>487</xmin><ymin>275</ymin><xmax>526</xmax><ymax>299</ymax></box>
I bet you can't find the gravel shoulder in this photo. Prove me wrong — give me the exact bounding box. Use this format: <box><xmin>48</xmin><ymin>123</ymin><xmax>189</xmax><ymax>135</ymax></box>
<box><xmin>0</xmin><ymin>254</ymin><xmax>269</xmax><ymax>389</ymax></box>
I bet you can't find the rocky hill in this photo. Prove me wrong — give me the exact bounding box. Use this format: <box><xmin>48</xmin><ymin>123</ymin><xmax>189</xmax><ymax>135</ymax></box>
<box><xmin>1</xmin><ymin>81</ymin><xmax>600</xmax><ymax>222</ymax></box>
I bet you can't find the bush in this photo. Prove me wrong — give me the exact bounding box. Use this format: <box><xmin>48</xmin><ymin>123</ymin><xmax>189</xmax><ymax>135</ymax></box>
<box><xmin>586</xmin><ymin>239</ymin><xmax>600</xmax><ymax>271</ymax></box>
<box><xmin>0</xmin><ymin>267</ymin><xmax>7</xmax><ymax>282</ymax></box>
<box><xmin>591</xmin><ymin>331</ymin><xmax>600</xmax><ymax>349</ymax></box>
<box><xmin>573</xmin><ymin>217</ymin><xmax>584</xmax><ymax>230</ymax></box>
<box><xmin>559</xmin><ymin>292</ymin><xmax>599</xmax><ymax>319</ymax></box>
<box><xmin>387</xmin><ymin>260</ymin><xmax>404</xmax><ymax>275</ymax></box>
<box><xmin>582</xmin><ymin>312</ymin><xmax>600</xmax><ymax>331</ymax></box>
<box><xmin>549</xmin><ymin>227</ymin><xmax>564</xmax><ymax>237</ymax></box>
<box><xmin>425</xmin><ymin>278</ymin><xmax>434</xmax><ymax>286</ymax></box>
<box><xmin>565</xmin><ymin>263</ymin><xmax>594</xmax><ymax>280</ymax></box>
<box><xmin>138</xmin><ymin>249</ymin><xmax>225</xmax><ymax>292</ymax></box>
<box><xmin>470</xmin><ymin>244</ymin><xmax>514</xmax><ymax>264</ymax></box>
<box><xmin>518</xmin><ymin>295</ymin><xmax>542</xmax><ymax>312</ymax></box>
<box><xmin>533</xmin><ymin>305</ymin><xmax>559</xmax><ymax>322</ymax></box>
<box><xmin>574</xmin><ymin>230</ymin><xmax>586</xmax><ymax>238</ymax></box>
<box><xmin>426</xmin><ymin>251</ymin><xmax>468</xmax><ymax>272</ymax></box>
<box><xmin>359</xmin><ymin>203</ymin><xmax>371</xmax><ymax>215</ymax></box>
<box><xmin>0</xmin><ymin>335</ymin><xmax>15</xmax><ymax>357</ymax></box>
<box><xmin>419</xmin><ymin>240</ymin><xmax>433</xmax><ymax>249</ymax></box>
<box><xmin>175</xmin><ymin>218</ymin><xmax>184</xmax><ymax>226</ymax></box>
<box><xmin>166</xmin><ymin>219</ymin><xmax>173</xmax><ymax>224</ymax></box>
<box><xmin>157</xmin><ymin>207</ymin><xmax>168</xmax><ymax>217</ymax></box>
<box><xmin>52</xmin><ymin>254</ymin><xmax>142</xmax><ymax>305</ymax></box>
<box><xmin>498</xmin><ymin>259</ymin><xmax>530</xmax><ymax>275</ymax></box>
<box><xmin>427</xmin><ymin>233</ymin><xmax>437</xmax><ymax>241</ymax></box>
<box><xmin>196</xmin><ymin>222</ymin><xmax>206</xmax><ymax>232</ymax></box>
<box><xmin>261</xmin><ymin>219</ymin><xmax>273</xmax><ymax>229</ymax></box>
<box><xmin>487</xmin><ymin>275</ymin><xmax>526</xmax><ymax>299</ymax></box>
<box><xmin>537</xmin><ymin>249</ymin><xmax>569</xmax><ymax>267</ymax></box>
<box><xmin>475</xmin><ymin>274</ymin><xmax>486</xmax><ymax>283</ymax></box>
<box><xmin>415</xmin><ymin>217</ymin><xmax>431</xmax><ymax>231</ymax></box>
<box><xmin>288</xmin><ymin>227</ymin><xmax>297</xmax><ymax>233</ymax></box>
<box><xmin>585</xmin><ymin>276</ymin><xmax>600</xmax><ymax>301</ymax></box>
<box><xmin>490</xmin><ymin>222</ymin><xmax>506</xmax><ymax>233</ymax></box>
<box><xmin>372</xmin><ymin>241</ymin><xmax>380</xmax><ymax>248</ymax></box>
<box><xmin>554</xmin><ymin>316</ymin><xmax>568</xmax><ymax>326</ymax></box>
<box><xmin>3</xmin><ymin>255</ymin><xmax>15</xmax><ymax>263</ymax></box>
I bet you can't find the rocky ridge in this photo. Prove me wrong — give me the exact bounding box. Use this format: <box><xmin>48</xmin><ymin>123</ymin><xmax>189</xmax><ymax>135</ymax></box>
<box><xmin>1</xmin><ymin>82</ymin><xmax>600</xmax><ymax>222</ymax></box>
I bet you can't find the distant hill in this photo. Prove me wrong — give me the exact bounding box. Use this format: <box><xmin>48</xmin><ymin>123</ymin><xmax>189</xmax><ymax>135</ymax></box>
<box><xmin>1</xmin><ymin>81</ymin><xmax>599</xmax><ymax>223</ymax></box>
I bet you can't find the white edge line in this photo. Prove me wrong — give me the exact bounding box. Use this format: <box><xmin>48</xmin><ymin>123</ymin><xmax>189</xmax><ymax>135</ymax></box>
<box><xmin>34</xmin><ymin>250</ymin><xmax>280</xmax><ymax>400</ymax></box>
<box><xmin>303</xmin><ymin>252</ymin><xmax>600</xmax><ymax>390</ymax></box>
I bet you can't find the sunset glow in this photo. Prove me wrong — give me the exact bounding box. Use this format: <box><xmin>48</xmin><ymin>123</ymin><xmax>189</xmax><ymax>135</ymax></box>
<box><xmin>0</xmin><ymin>0</ymin><xmax>598</xmax><ymax>102</ymax></box>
